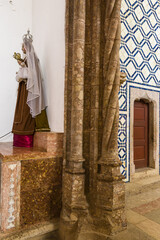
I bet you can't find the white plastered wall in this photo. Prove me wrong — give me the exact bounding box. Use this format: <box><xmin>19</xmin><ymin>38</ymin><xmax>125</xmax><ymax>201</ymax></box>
<box><xmin>32</xmin><ymin>0</ymin><xmax>65</xmax><ymax>132</ymax></box>
<box><xmin>0</xmin><ymin>0</ymin><xmax>32</xmax><ymax>142</ymax></box>
<box><xmin>0</xmin><ymin>0</ymin><xmax>65</xmax><ymax>142</ymax></box>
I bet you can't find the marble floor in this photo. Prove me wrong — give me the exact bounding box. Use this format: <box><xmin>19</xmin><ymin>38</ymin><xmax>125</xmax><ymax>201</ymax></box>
<box><xmin>114</xmin><ymin>175</ymin><xmax>160</xmax><ymax>240</ymax></box>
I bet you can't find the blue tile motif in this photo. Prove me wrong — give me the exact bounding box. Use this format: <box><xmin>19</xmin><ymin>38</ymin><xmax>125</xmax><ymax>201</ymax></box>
<box><xmin>119</xmin><ymin>81</ymin><xmax>127</xmax><ymax>111</ymax></box>
<box><xmin>119</xmin><ymin>0</ymin><xmax>160</xmax><ymax>181</ymax></box>
<box><xmin>118</xmin><ymin>114</ymin><xmax>127</xmax><ymax>179</ymax></box>
<box><xmin>120</xmin><ymin>0</ymin><xmax>160</xmax><ymax>86</ymax></box>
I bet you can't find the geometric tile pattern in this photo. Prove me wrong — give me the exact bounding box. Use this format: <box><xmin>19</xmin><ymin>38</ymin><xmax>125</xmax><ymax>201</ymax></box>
<box><xmin>120</xmin><ymin>0</ymin><xmax>160</xmax><ymax>86</ymax></box>
<box><xmin>119</xmin><ymin>81</ymin><xmax>127</xmax><ymax>111</ymax></box>
<box><xmin>119</xmin><ymin>0</ymin><xmax>160</xmax><ymax>181</ymax></box>
<box><xmin>118</xmin><ymin>114</ymin><xmax>127</xmax><ymax>179</ymax></box>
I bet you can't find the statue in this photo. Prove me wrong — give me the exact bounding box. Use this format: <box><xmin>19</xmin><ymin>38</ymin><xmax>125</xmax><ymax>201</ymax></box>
<box><xmin>12</xmin><ymin>31</ymin><xmax>50</xmax><ymax>147</ymax></box>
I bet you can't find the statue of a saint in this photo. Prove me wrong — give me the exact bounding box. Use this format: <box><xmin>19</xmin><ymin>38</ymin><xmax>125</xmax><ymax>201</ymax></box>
<box><xmin>12</xmin><ymin>32</ymin><xmax>50</xmax><ymax>147</ymax></box>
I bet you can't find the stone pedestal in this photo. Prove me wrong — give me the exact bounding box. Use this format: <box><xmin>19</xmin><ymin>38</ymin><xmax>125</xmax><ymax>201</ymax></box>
<box><xmin>94</xmin><ymin>159</ymin><xmax>127</xmax><ymax>235</ymax></box>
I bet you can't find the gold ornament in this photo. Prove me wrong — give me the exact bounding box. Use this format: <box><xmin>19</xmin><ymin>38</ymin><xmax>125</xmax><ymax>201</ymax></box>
<box><xmin>13</xmin><ymin>52</ymin><xmax>23</xmax><ymax>62</ymax></box>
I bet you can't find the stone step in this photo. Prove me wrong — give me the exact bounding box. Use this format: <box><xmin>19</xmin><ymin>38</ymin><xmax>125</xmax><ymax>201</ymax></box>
<box><xmin>126</xmin><ymin>175</ymin><xmax>160</xmax><ymax>196</ymax></box>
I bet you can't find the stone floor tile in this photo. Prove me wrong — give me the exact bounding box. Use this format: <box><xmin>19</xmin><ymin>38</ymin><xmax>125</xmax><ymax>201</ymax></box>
<box><xmin>144</xmin><ymin>208</ymin><xmax>160</xmax><ymax>225</ymax></box>
<box><xmin>107</xmin><ymin>223</ymin><xmax>155</xmax><ymax>240</ymax></box>
<box><xmin>132</xmin><ymin>198</ymin><xmax>160</xmax><ymax>215</ymax></box>
<box><xmin>136</xmin><ymin>219</ymin><xmax>160</xmax><ymax>240</ymax></box>
<box><xmin>126</xmin><ymin>189</ymin><xmax>160</xmax><ymax>209</ymax></box>
<box><xmin>127</xmin><ymin>210</ymin><xmax>147</xmax><ymax>224</ymax></box>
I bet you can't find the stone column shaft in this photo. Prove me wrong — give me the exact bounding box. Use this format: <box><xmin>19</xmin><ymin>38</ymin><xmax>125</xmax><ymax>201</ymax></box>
<box><xmin>94</xmin><ymin>0</ymin><xmax>127</xmax><ymax>235</ymax></box>
<box><xmin>61</xmin><ymin>0</ymin><xmax>126</xmax><ymax>238</ymax></box>
<box><xmin>89</xmin><ymin>0</ymin><xmax>101</xmax><ymax>210</ymax></box>
<box><xmin>66</xmin><ymin>0</ymin><xmax>86</xmax><ymax>204</ymax></box>
<box><xmin>61</xmin><ymin>0</ymin><xmax>87</xmax><ymax>233</ymax></box>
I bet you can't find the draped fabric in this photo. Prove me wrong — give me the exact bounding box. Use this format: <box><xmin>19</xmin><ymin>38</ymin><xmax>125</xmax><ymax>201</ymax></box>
<box><xmin>12</xmin><ymin>81</ymin><xmax>35</xmax><ymax>135</ymax></box>
<box><xmin>23</xmin><ymin>38</ymin><xmax>46</xmax><ymax>118</ymax></box>
<box><xmin>12</xmin><ymin>80</ymin><xmax>35</xmax><ymax>147</ymax></box>
<box><xmin>13</xmin><ymin>134</ymin><xmax>33</xmax><ymax>148</ymax></box>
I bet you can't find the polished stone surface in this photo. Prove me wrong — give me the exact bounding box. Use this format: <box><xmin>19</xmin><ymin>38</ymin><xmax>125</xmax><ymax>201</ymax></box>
<box><xmin>20</xmin><ymin>157</ymin><xmax>62</xmax><ymax>227</ymax></box>
<box><xmin>0</xmin><ymin>142</ymin><xmax>43</xmax><ymax>156</ymax></box>
<box><xmin>34</xmin><ymin>132</ymin><xmax>63</xmax><ymax>156</ymax></box>
<box><xmin>125</xmin><ymin>176</ymin><xmax>160</xmax><ymax>240</ymax></box>
<box><xmin>0</xmin><ymin>142</ymin><xmax>59</xmax><ymax>162</ymax></box>
<box><xmin>1</xmin><ymin>174</ymin><xmax>160</xmax><ymax>239</ymax></box>
<box><xmin>0</xmin><ymin>142</ymin><xmax>62</xmax><ymax>232</ymax></box>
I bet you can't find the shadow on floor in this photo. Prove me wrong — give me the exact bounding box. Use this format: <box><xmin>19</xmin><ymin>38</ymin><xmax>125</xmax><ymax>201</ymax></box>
<box><xmin>30</xmin><ymin>231</ymin><xmax>59</xmax><ymax>240</ymax></box>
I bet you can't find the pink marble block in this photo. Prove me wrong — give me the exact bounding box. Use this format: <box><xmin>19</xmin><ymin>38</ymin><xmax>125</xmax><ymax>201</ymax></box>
<box><xmin>34</xmin><ymin>132</ymin><xmax>64</xmax><ymax>156</ymax></box>
<box><xmin>1</xmin><ymin>161</ymin><xmax>21</xmax><ymax>232</ymax></box>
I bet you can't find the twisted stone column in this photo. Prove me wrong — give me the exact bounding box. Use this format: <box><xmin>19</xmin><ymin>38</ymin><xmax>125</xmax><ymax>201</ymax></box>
<box><xmin>102</xmin><ymin>0</ymin><xmax>121</xmax><ymax>159</ymax></box>
<box><xmin>94</xmin><ymin>0</ymin><xmax>127</xmax><ymax>235</ymax></box>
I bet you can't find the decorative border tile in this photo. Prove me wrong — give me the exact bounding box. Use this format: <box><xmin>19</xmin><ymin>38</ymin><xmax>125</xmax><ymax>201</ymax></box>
<box><xmin>118</xmin><ymin>114</ymin><xmax>127</xmax><ymax>179</ymax></box>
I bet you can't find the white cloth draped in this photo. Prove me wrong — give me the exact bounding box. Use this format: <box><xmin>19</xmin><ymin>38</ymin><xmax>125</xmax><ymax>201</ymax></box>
<box><xmin>23</xmin><ymin>38</ymin><xmax>46</xmax><ymax>118</ymax></box>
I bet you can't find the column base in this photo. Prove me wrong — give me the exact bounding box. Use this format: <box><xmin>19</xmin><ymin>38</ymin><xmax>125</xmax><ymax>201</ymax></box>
<box><xmin>59</xmin><ymin>164</ymin><xmax>89</xmax><ymax>240</ymax></box>
<box><xmin>93</xmin><ymin>158</ymin><xmax>127</xmax><ymax>235</ymax></box>
<box><xmin>92</xmin><ymin>208</ymin><xmax>127</xmax><ymax>235</ymax></box>
<box><xmin>59</xmin><ymin>213</ymin><xmax>78</xmax><ymax>240</ymax></box>
<box><xmin>59</xmin><ymin>208</ymin><xmax>89</xmax><ymax>240</ymax></box>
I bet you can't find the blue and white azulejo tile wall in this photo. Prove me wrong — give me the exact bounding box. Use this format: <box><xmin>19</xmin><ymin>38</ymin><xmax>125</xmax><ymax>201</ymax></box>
<box><xmin>119</xmin><ymin>0</ymin><xmax>160</xmax><ymax>182</ymax></box>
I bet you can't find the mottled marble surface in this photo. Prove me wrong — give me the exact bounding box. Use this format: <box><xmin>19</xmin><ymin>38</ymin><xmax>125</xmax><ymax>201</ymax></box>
<box><xmin>0</xmin><ymin>142</ymin><xmax>60</xmax><ymax>162</ymax></box>
<box><xmin>20</xmin><ymin>157</ymin><xmax>62</xmax><ymax>227</ymax></box>
<box><xmin>0</xmin><ymin>142</ymin><xmax>63</xmax><ymax>231</ymax></box>
<box><xmin>34</xmin><ymin>132</ymin><xmax>63</xmax><ymax>156</ymax></box>
<box><xmin>0</xmin><ymin>142</ymin><xmax>43</xmax><ymax>156</ymax></box>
